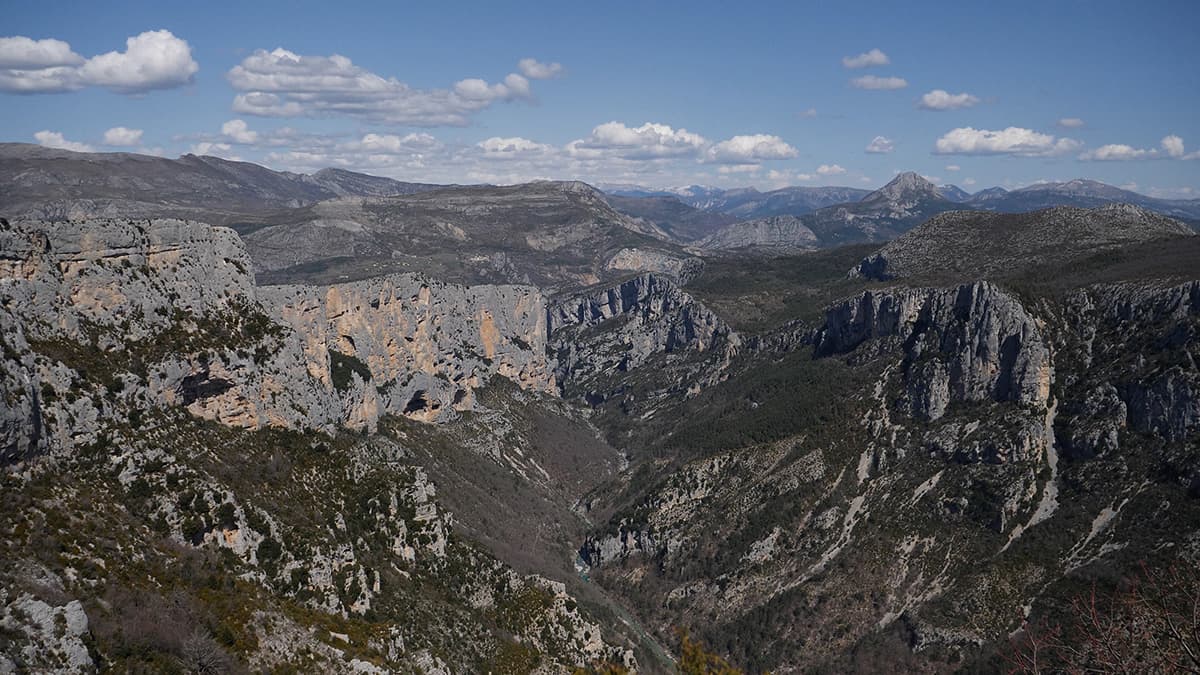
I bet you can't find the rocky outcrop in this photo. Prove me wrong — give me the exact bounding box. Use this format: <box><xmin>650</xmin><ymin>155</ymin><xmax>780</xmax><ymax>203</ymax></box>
<box><xmin>549</xmin><ymin>273</ymin><xmax>738</xmax><ymax>396</ymax></box>
<box><xmin>1059</xmin><ymin>281</ymin><xmax>1200</xmax><ymax>446</ymax></box>
<box><xmin>261</xmin><ymin>275</ymin><xmax>554</xmax><ymax>428</ymax></box>
<box><xmin>697</xmin><ymin>215</ymin><xmax>819</xmax><ymax>253</ymax></box>
<box><xmin>604</xmin><ymin>247</ymin><xmax>703</xmax><ymax>283</ymax></box>
<box><xmin>817</xmin><ymin>282</ymin><xmax>1052</xmax><ymax>420</ymax></box>
<box><xmin>0</xmin><ymin>219</ymin><xmax>558</xmax><ymax>464</ymax></box>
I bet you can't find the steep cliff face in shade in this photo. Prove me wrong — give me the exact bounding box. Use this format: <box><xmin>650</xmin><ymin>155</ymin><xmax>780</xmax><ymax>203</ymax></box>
<box><xmin>548</xmin><ymin>273</ymin><xmax>739</xmax><ymax>403</ymax></box>
<box><xmin>817</xmin><ymin>282</ymin><xmax>1053</xmax><ymax>421</ymax></box>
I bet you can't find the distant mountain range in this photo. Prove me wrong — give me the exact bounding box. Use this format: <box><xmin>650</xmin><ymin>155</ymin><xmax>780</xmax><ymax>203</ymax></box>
<box><xmin>605</xmin><ymin>175</ymin><xmax>1200</xmax><ymax>245</ymax></box>
<box><xmin>3</xmin><ymin>143</ymin><xmax>1197</xmax><ymax>257</ymax></box>
<box><xmin>851</xmin><ymin>203</ymin><xmax>1196</xmax><ymax>284</ymax></box>
<box><xmin>0</xmin><ymin>143</ymin><xmax>443</xmax><ymax>225</ymax></box>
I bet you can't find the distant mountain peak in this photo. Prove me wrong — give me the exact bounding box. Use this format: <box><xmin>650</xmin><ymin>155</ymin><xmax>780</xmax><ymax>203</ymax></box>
<box><xmin>863</xmin><ymin>171</ymin><xmax>939</xmax><ymax>204</ymax></box>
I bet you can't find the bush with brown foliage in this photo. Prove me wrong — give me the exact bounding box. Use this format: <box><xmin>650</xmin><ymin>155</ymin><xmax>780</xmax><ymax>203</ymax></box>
<box><xmin>1006</xmin><ymin>562</ymin><xmax>1200</xmax><ymax>674</ymax></box>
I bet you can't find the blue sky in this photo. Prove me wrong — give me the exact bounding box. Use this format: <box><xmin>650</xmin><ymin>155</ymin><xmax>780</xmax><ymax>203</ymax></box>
<box><xmin>2</xmin><ymin>0</ymin><xmax>1198</xmax><ymax>196</ymax></box>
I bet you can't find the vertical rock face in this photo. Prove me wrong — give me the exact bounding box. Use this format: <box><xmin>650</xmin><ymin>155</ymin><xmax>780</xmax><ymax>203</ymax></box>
<box><xmin>261</xmin><ymin>275</ymin><xmax>555</xmax><ymax>429</ymax></box>
<box><xmin>548</xmin><ymin>273</ymin><xmax>738</xmax><ymax>396</ymax></box>
<box><xmin>817</xmin><ymin>282</ymin><xmax>1052</xmax><ymax>420</ymax></box>
<box><xmin>1062</xmin><ymin>281</ymin><xmax>1200</xmax><ymax>445</ymax></box>
<box><xmin>0</xmin><ymin>219</ymin><xmax>557</xmax><ymax>463</ymax></box>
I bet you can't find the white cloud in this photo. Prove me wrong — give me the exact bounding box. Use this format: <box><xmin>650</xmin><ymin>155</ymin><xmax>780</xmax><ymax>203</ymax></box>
<box><xmin>918</xmin><ymin>89</ymin><xmax>980</xmax><ymax>111</ymax></box>
<box><xmin>851</xmin><ymin>75</ymin><xmax>907</xmax><ymax>90</ymax></box>
<box><xmin>817</xmin><ymin>164</ymin><xmax>846</xmax><ymax>176</ymax></box>
<box><xmin>963</xmin><ymin>177</ymin><xmax>977</xmax><ymax>186</ymax></box>
<box><xmin>250</xmin><ymin>118</ymin><xmax>804</xmax><ymax>189</ymax></box>
<box><xmin>102</xmin><ymin>126</ymin><xmax>143</xmax><ymax>146</ymax></box>
<box><xmin>934</xmin><ymin>126</ymin><xmax>1080</xmax><ymax>157</ymax></box>
<box><xmin>842</xmin><ymin>48</ymin><xmax>890</xmax><ymax>69</ymax></box>
<box><xmin>1078</xmin><ymin>135</ymin><xmax>1198</xmax><ymax>161</ymax></box>
<box><xmin>799</xmin><ymin>107</ymin><xmax>818</xmax><ymax>119</ymax></box>
<box><xmin>354</xmin><ymin>132</ymin><xmax>440</xmax><ymax>153</ymax></box>
<box><xmin>34</xmin><ymin>130</ymin><xmax>93</xmax><ymax>152</ymax></box>
<box><xmin>0</xmin><ymin>36</ymin><xmax>82</xmax><ymax>69</ymax></box>
<box><xmin>704</xmin><ymin>134</ymin><xmax>798</xmax><ymax>164</ymax></box>
<box><xmin>1057</xmin><ymin>117</ymin><xmax>1085</xmax><ymax>129</ymax></box>
<box><xmin>227</xmin><ymin>49</ymin><xmax>543</xmax><ymax>126</ymax></box>
<box><xmin>0</xmin><ymin>30</ymin><xmax>196</xmax><ymax>94</ymax></box>
<box><xmin>220</xmin><ymin>119</ymin><xmax>258</xmax><ymax>144</ymax></box>
<box><xmin>1078</xmin><ymin>144</ymin><xmax>1151</xmax><ymax>161</ymax></box>
<box><xmin>517</xmin><ymin>58</ymin><xmax>563</xmax><ymax>79</ymax></box>
<box><xmin>865</xmin><ymin>136</ymin><xmax>894</xmax><ymax>154</ymax></box>
<box><xmin>945</xmin><ymin>164</ymin><xmax>961</xmax><ymax>171</ymax></box>
<box><xmin>477</xmin><ymin>136</ymin><xmax>554</xmax><ymax>156</ymax></box>
<box><xmin>1161</xmin><ymin>134</ymin><xmax>1184</xmax><ymax>158</ymax></box>
<box><xmin>566</xmin><ymin>121</ymin><xmax>708</xmax><ymax>160</ymax></box>
<box><xmin>77</xmin><ymin>30</ymin><xmax>198</xmax><ymax>93</ymax></box>
<box><xmin>767</xmin><ymin>169</ymin><xmax>814</xmax><ymax>184</ymax></box>
<box><xmin>190</xmin><ymin>141</ymin><xmax>233</xmax><ymax>157</ymax></box>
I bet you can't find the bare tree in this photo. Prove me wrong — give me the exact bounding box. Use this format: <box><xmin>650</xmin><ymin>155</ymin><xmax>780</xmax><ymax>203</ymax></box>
<box><xmin>1007</xmin><ymin>562</ymin><xmax>1200</xmax><ymax>674</ymax></box>
<box><xmin>179</xmin><ymin>627</ymin><xmax>234</xmax><ymax>675</ymax></box>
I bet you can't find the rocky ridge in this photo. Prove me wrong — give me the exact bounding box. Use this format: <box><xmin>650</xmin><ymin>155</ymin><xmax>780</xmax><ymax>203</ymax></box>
<box><xmin>696</xmin><ymin>215</ymin><xmax>819</xmax><ymax>253</ymax></box>
<box><xmin>0</xmin><ymin>218</ymin><xmax>555</xmax><ymax>460</ymax></box>
<box><xmin>851</xmin><ymin>203</ymin><xmax>1195</xmax><ymax>282</ymax></box>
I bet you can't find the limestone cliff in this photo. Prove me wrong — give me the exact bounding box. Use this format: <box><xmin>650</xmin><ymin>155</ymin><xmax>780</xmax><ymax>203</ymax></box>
<box><xmin>548</xmin><ymin>273</ymin><xmax>739</xmax><ymax>402</ymax></box>
<box><xmin>261</xmin><ymin>275</ymin><xmax>554</xmax><ymax>429</ymax></box>
<box><xmin>817</xmin><ymin>281</ymin><xmax>1053</xmax><ymax>421</ymax></box>
<box><xmin>0</xmin><ymin>218</ymin><xmax>555</xmax><ymax>463</ymax></box>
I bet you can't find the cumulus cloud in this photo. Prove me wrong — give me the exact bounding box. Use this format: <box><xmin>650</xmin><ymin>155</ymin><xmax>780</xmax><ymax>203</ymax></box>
<box><xmin>851</xmin><ymin>75</ymin><xmax>907</xmax><ymax>90</ymax></box>
<box><xmin>352</xmin><ymin>132</ymin><xmax>440</xmax><ymax>153</ymax></box>
<box><xmin>0</xmin><ymin>30</ymin><xmax>197</xmax><ymax>94</ymax></box>
<box><xmin>934</xmin><ymin>126</ymin><xmax>1080</xmax><ymax>157</ymax></box>
<box><xmin>227</xmin><ymin>49</ymin><xmax>545</xmax><ymax>126</ymax></box>
<box><xmin>0</xmin><ymin>36</ymin><xmax>82</xmax><ymax>69</ymax></box>
<box><xmin>799</xmin><ymin>107</ymin><xmax>818</xmax><ymax>119</ymax></box>
<box><xmin>190</xmin><ymin>141</ymin><xmax>237</xmax><ymax>159</ymax></box>
<box><xmin>963</xmin><ymin>177</ymin><xmax>977</xmax><ymax>186</ymax></box>
<box><xmin>77</xmin><ymin>30</ymin><xmax>198</xmax><ymax>93</ymax></box>
<box><xmin>842</xmin><ymin>48</ymin><xmax>890</xmax><ymax>69</ymax></box>
<box><xmin>1057</xmin><ymin>117</ymin><xmax>1085</xmax><ymax>129</ymax></box>
<box><xmin>1161</xmin><ymin>134</ymin><xmax>1184</xmax><ymax>158</ymax></box>
<box><xmin>718</xmin><ymin>164</ymin><xmax>760</xmax><ymax>174</ymax></box>
<box><xmin>945</xmin><ymin>164</ymin><xmax>961</xmax><ymax>171</ymax></box>
<box><xmin>517</xmin><ymin>58</ymin><xmax>563</xmax><ymax>79</ymax></box>
<box><xmin>918</xmin><ymin>89</ymin><xmax>980</xmax><ymax>110</ymax></box>
<box><xmin>704</xmin><ymin>134</ymin><xmax>798</xmax><ymax>164</ymax></box>
<box><xmin>566</xmin><ymin>121</ymin><xmax>707</xmax><ymax>160</ymax></box>
<box><xmin>817</xmin><ymin>164</ymin><xmax>846</xmax><ymax>175</ymax></box>
<box><xmin>865</xmin><ymin>136</ymin><xmax>894</xmax><ymax>153</ymax></box>
<box><xmin>1078</xmin><ymin>135</ymin><xmax>1196</xmax><ymax>161</ymax></box>
<box><xmin>477</xmin><ymin>136</ymin><xmax>554</xmax><ymax>156</ymax></box>
<box><xmin>221</xmin><ymin>119</ymin><xmax>258</xmax><ymax>144</ymax></box>
<box><xmin>1078</xmin><ymin>144</ymin><xmax>1153</xmax><ymax>161</ymax></box>
<box><xmin>102</xmin><ymin>126</ymin><xmax>143</xmax><ymax>146</ymax></box>
<box><xmin>34</xmin><ymin>130</ymin><xmax>93</xmax><ymax>152</ymax></box>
